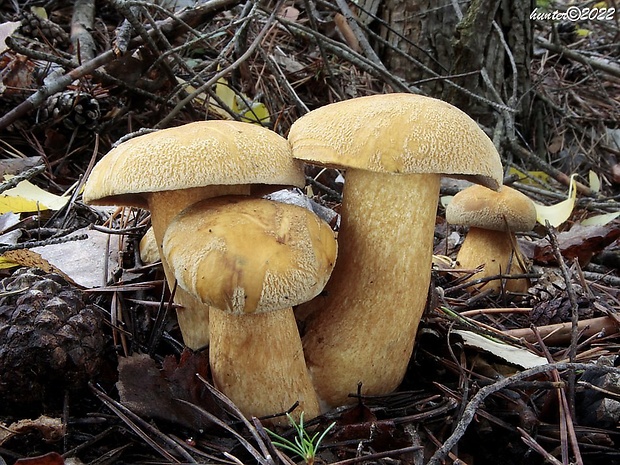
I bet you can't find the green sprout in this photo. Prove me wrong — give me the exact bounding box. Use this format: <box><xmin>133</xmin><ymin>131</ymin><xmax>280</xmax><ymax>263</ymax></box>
<box><xmin>266</xmin><ymin>413</ymin><xmax>336</xmax><ymax>465</ymax></box>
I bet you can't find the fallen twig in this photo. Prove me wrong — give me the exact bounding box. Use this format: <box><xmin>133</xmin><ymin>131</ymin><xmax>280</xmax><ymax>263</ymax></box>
<box><xmin>502</xmin><ymin>316</ymin><xmax>620</xmax><ymax>345</ymax></box>
<box><xmin>427</xmin><ymin>362</ymin><xmax>620</xmax><ymax>465</ymax></box>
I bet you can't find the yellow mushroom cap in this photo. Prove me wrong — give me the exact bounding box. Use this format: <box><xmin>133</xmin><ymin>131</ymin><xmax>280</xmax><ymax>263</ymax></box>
<box><xmin>446</xmin><ymin>184</ymin><xmax>537</xmax><ymax>232</ymax></box>
<box><xmin>162</xmin><ymin>196</ymin><xmax>338</xmax><ymax>315</ymax></box>
<box><xmin>83</xmin><ymin>121</ymin><xmax>305</xmax><ymax>208</ymax></box>
<box><xmin>288</xmin><ymin>93</ymin><xmax>503</xmax><ymax>189</ymax></box>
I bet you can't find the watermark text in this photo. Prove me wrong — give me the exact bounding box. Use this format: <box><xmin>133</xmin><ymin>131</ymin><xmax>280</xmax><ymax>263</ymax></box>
<box><xmin>530</xmin><ymin>6</ymin><xmax>616</xmax><ymax>21</ymax></box>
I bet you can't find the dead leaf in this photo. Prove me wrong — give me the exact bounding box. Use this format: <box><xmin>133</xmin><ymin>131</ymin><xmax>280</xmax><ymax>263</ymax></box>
<box><xmin>14</xmin><ymin>452</ymin><xmax>64</xmax><ymax>465</ymax></box>
<box><xmin>533</xmin><ymin>223</ymin><xmax>620</xmax><ymax>265</ymax></box>
<box><xmin>454</xmin><ymin>330</ymin><xmax>547</xmax><ymax>369</ymax></box>
<box><xmin>0</xmin><ymin>53</ymin><xmax>37</xmax><ymax>98</ymax></box>
<box><xmin>0</xmin><ymin>176</ymin><xmax>69</xmax><ymax>213</ymax></box>
<box><xmin>0</xmin><ymin>21</ymin><xmax>21</xmax><ymax>54</ymax></box>
<box><xmin>0</xmin><ymin>157</ymin><xmax>43</xmax><ymax>177</ymax></box>
<box><xmin>1</xmin><ymin>249</ymin><xmax>72</xmax><ymax>278</ymax></box>
<box><xmin>2</xmin><ymin>227</ymin><xmax>137</xmax><ymax>288</ymax></box>
<box><xmin>0</xmin><ymin>416</ymin><xmax>63</xmax><ymax>446</ymax></box>
<box><xmin>534</xmin><ymin>174</ymin><xmax>577</xmax><ymax>227</ymax></box>
<box><xmin>117</xmin><ymin>351</ymin><xmax>217</xmax><ymax>431</ymax></box>
<box><xmin>581</xmin><ymin>212</ymin><xmax>620</xmax><ymax>226</ymax></box>
<box><xmin>547</xmin><ymin>135</ymin><xmax>564</xmax><ymax>154</ymax></box>
<box><xmin>588</xmin><ymin>170</ymin><xmax>601</xmax><ymax>193</ymax></box>
<box><xmin>279</xmin><ymin>6</ymin><xmax>300</xmax><ymax>21</ymax></box>
<box><xmin>613</xmin><ymin>163</ymin><xmax>620</xmax><ymax>184</ymax></box>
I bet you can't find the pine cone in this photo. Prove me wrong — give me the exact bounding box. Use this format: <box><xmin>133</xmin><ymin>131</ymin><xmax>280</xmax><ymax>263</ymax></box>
<box><xmin>18</xmin><ymin>10</ymin><xmax>69</xmax><ymax>46</ymax></box>
<box><xmin>40</xmin><ymin>90</ymin><xmax>101</xmax><ymax>130</ymax></box>
<box><xmin>0</xmin><ymin>268</ymin><xmax>106</xmax><ymax>412</ymax></box>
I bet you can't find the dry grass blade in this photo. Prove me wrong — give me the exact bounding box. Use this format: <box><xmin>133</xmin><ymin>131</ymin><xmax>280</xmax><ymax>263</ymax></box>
<box><xmin>90</xmin><ymin>383</ymin><xmax>196</xmax><ymax>463</ymax></box>
<box><xmin>177</xmin><ymin>373</ymin><xmax>278</xmax><ymax>465</ymax></box>
<box><xmin>517</xmin><ymin>427</ymin><xmax>563</xmax><ymax>465</ymax></box>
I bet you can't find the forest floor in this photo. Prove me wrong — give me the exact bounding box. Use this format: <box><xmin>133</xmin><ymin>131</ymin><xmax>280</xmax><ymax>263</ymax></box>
<box><xmin>0</xmin><ymin>1</ymin><xmax>620</xmax><ymax>465</ymax></box>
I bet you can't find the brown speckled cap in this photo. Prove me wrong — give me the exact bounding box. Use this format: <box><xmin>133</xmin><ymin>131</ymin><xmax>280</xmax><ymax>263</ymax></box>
<box><xmin>83</xmin><ymin>121</ymin><xmax>305</xmax><ymax>208</ymax></box>
<box><xmin>288</xmin><ymin>93</ymin><xmax>503</xmax><ymax>190</ymax></box>
<box><xmin>162</xmin><ymin>196</ymin><xmax>338</xmax><ymax>315</ymax></box>
<box><xmin>446</xmin><ymin>184</ymin><xmax>537</xmax><ymax>232</ymax></box>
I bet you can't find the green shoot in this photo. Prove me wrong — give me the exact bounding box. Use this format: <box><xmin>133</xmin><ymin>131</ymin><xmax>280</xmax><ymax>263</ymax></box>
<box><xmin>266</xmin><ymin>412</ymin><xmax>336</xmax><ymax>465</ymax></box>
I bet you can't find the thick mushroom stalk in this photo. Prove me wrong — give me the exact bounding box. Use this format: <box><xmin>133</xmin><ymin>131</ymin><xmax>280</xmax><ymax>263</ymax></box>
<box><xmin>162</xmin><ymin>196</ymin><xmax>337</xmax><ymax>424</ymax></box>
<box><xmin>303</xmin><ymin>170</ymin><xmax>440</xmax><ymax>406</ymax></box>
<box><xmin>288</xmin><ymin>93</ymin><xmax>504</xmax><ymax>409</ymax></box>
<box><xmin>82</xmin><ymin>121</ymin><xmax>304</xmax><ymax>349</ymax></box>
<box><xmin>209</xmin><ymin>308</ymin><xmax>319</xmax><ymax>422</ymax></box>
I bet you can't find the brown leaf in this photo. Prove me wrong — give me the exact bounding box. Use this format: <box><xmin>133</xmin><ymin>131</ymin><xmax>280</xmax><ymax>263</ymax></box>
<box><xmin>117</xmin><ymin>351</ymin><xmax>218</xmax><ymax>431</ymax></box>
<box><xmin>533</xmin><ymin>223</ymin><xmax>620</xmax><ymax>265</ymax></box>
<box><xmin>612</xmin><ymin>163</ymin><xmax>620</xmax><ymax>184</ymax></box>
<box><xmin>14</xmin><ymin>452</ymin><xmax>64</xmax><ymax>465</ymax></box>
<box><xmin>2</xmin><ymin>249</ymin><xmax>76</xmax><ymax>284</ymax></box>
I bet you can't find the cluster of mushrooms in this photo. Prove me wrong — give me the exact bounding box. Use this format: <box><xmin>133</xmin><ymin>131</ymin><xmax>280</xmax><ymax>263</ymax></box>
<box><xmin>83</xmin><ymin>93</ymin><xmax>531</xmax><ymax>425</ymax></box>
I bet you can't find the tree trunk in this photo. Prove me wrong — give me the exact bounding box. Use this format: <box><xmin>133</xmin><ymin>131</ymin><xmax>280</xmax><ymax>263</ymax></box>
<box><xmin>380</xmin><ymin>0</ymin><xmax>534</xmax><ymax>130</ymax></box>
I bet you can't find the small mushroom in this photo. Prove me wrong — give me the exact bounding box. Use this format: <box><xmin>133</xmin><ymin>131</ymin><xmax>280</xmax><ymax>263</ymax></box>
<box><xmin>287</xmin><ymin>93</ymin><xmax>504</xmax><ymax>408</ymax></box>
<box><xmin>82</xmin><ymin>121</ymin><xmax>304</xmax><ymax>349</ymax></box>
<box><xmin>138</xmin><ymin>227</ymin><xmax>158</xmax><ymax>265</ymax></box>
<box><xmin>161</xmin><ymin>196</ymin><xmax>337</xmax><ymax>424</ymax></box>
<box><xmin>446</xmin><ymin>184</ymin><xmax>537</xmax><ymax>294</ymax></box>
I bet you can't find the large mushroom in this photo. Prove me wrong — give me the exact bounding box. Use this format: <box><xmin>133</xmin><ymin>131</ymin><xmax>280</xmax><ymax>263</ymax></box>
<box><xmin>288</xmin><ymin>93</ymin><xmax>504</xmax><ymax>408</ymax></box>
<box><xmin>445</xmin><ymin>184</ymin><xmax>537</xmax><ymax>294</ymax></box>
<box><xmin>161</xmin><ymin>196</ymin><xmax>337</xmax><ymax>424</ymax></box>
<box><xmin>82</xmin><ymin>121</ymin><xmax>304</xmax><ymax>349</ymax></box>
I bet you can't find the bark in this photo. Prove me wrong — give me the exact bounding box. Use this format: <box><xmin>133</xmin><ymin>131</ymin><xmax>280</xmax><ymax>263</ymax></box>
<box><xmin>380</xmin><ymin>0</ymin><xmax>534</xmax><ymax>130</ymax></box>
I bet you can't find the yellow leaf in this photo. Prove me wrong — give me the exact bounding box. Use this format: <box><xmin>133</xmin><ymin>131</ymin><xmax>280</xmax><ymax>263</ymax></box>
<box><xmin>588</xmin><ymin>170</ymin><xmax>600</xmax><ymax>193</ymax></box>
<box><xmin>176</xmin><ymin>77</ymin><xmax>231</xmax><ymax>120</ymax></box>
<box><xmin>508</xmin><ymin>167</ymin><xmax>551</xmax><ymax>186</ymax></box>
<box><xmin>534</xmin><ymin>174</ymin><xmax>577</xmax><ymax>227</ymax></box>
<box><xmin>241</xmin><ymin>101</ymin><xmax>270</xmax><ymax>124</ymax></box>
<box><xmin>575</xmin><ymin>27</ymin><xmax>590</xmax><ymax>37</ymax></box>
<box><xmin>215</xmin><ymin>76</ymin><xmax>270</xmax><ymax>124</ymax></box>
<box><xmin>581</xmin><ymin>211</ymin><xmax>620</xmax><ymax>226</ymax></box>
<box><xmin>0</xmin><ymin>177</ymin><xmax>69</xmax><ymax>213</ymax></box>
<box><xmin>215</xmin><ymin>76</ymin><xmax>239</xmax><ymax>113</ymax></box>
<box><xmin>31</xmin><ymin>6</ymin><xmax>48</xmax><ymax>19</ymax></box>
<box><xmin>0</xmin><ymin>256</ymin><xmax>19</xmax><ymax>269</ymax></box>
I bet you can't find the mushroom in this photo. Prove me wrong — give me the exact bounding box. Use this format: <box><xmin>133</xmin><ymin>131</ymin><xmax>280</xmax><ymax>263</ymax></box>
<box><xmin>82</xmin><ymin>121</ymin><xmax>304</xmax><ymax>349</ymax></box>
<box><xmin>445</xmin><ymin>184</ymin><xmax>537</xmax><ymax>294</ymax></box>
<box><xmin>287</xmin><ymin>93</ymin><xmax>504</xmax><ymax>408</ymax></box>
<box><xmin>139</xmin><ymin>227</ymin><xmax>158</xmax><ymax>265</ymax></box>
<box><xmin>161</xmin><ymin>196</ymin><xmax>338</xmax><ymax>424</ymax></box>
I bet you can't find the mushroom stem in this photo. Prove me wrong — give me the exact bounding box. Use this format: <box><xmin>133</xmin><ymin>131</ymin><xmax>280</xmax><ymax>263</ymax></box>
<box><xmin>456</xmin><ymin>227</ymin><xmax>528</xmax><ymax>293</ymax></box>
<box><xmin>148</xmin><ymin>186</ymin><xmax>249</xmax><ymax>350</ymax></box>
<box><xmin>302</xmin><ymin>170</ymin><xmax>440</xmax><ymax>408</ymax></box>
<box><xmin>209</xmin><ymin>306</ymin><xmax>321</xmax><ymax>425</ymax></box>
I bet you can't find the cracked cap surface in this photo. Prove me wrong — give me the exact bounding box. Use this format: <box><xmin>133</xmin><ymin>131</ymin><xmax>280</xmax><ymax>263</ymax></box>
<box><xmin>288</xmin><ymin>93</ymin><xmax>503</xmax><ymax>189</ymax></box>
<box><xmin>83</xmin><ymin>121</ymin><xmax>304</xmax><ymax>208</ymax></box>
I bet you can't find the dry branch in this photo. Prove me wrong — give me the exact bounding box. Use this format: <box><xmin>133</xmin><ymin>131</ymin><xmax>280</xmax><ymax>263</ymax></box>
<box><xmin>503</xmin><ymin>315</ymin><xmax>620</xmax><ymax>345</ymax></box>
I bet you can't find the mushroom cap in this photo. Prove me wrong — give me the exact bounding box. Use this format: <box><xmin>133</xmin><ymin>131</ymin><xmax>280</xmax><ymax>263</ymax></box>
<box><xmin>83</xmin><ymin>121</ymin><xmax>305</xmax><ymax>208</ymax></box>
<box><xmin>288</xmin><ymin>93</ymin><xmax>503</xmax><ymax>189</ymax></box>
<box><xmin>446</xmin><ymin>184</ymin><xmax>537</xmax><ymax>232</ymax></box>
<box><xmin>162</xmin><ymin>196</ymin><xmax>338</xmax><ymax>315</ymax></box>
